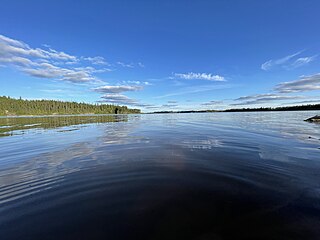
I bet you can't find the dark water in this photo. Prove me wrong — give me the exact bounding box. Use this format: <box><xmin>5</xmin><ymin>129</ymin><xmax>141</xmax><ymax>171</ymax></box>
<box><xmin>0</xmin><ymin>112</ymin><xmax>320</xmax><ymax>240</ymax></box>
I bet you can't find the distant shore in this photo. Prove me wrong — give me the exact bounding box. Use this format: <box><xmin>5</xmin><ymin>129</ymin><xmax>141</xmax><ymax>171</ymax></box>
<box><xmin>149</xmin><ymin>103</ymin><xmax>320</xmax><ymax>114</ymax></box>
<box><xmin>1</xmin><ymin>96</ymin><xmax>319</xmax><ymax>116</ymax></box>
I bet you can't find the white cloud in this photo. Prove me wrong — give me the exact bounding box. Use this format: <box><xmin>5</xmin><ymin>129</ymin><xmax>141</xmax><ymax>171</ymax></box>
<box><xmin>0</xmin><ymin>34</ymin><xmax>29</xmax><ymax>48</ymax></box>
<box><xmin>232</xmin><ymin>73</ymin><xmax>320</xmax><ymax>107</ymax></box>
<box><xmin>0</xmin><ymin>34</ymin><xmax>111</xmax><ymax>83</ymax></box>
<box><xmin>261</xmin><ymin>51</ymin><xmax>302</xmax><ymax>71</ymax></box>
<box><xmin>0</xmin><ymin>36</ymin><xmax>77</xmax><ymax>61</ymax></box>
<box><xmin>98</xmin><ymin>92</ymin><xmax>154</xmax><ymax>109</ymax></box>
<box><xmin>0</xmin><ymin>34</ymin><xmax>151</xmax><ymax>109</ymax></box>
<box><xmin>0</xmin><ymin>55</ymin><xmax>34</xmax><ymax>66</ymax></box>
<box><xmin>174</xmin><ymin>72</ymin><xmax>225</xmax><ymax>81</ymax></box>
<box><xmin>138</xmin><ymin>62</ymin><xmax>145</xmax><ymax>68</ymax></box>
<box><xmin>235</xmin><ymin>93</ymin><xmax>281</xmax><ymax>101</ymax></box>
<box><xmin>291</xmin><ymin>56</ymin><xmax>317</xmax><ymax>68</ymax></box>
<box><xmin>82</xmin><ymin>56</ymin><xmax>109</xmax><ymax>65</ymax></box>
<box><xmin>233</xmin><ymin>93</ymin><xmax>304</xmax><ymax>105</ymax></box>
<box><xmin>117</xmin><ymin>61</ymin><xmax>134</xmax><ymax>68</ymax></box>
<box><xmin>261</xmin><ymin>51</ymin><xmax>316</xmax><ymax>71</ymax></box>
<box><xmin>46</xmin><ymin>48</ymin><xmax>77</xmax><ymax>61</ymax></box>
<box><xmin>274</xmin><ymin>73</ymin><xmax>320</xmax><ymax>93</ymax></box>
<box><xmin>42</xmin><ymin>44</ymin><xmax>51</xmax><ymax>48</ymax></box>
<box><xmin>100</xmin><ymin>94</ymin><xmax>138</xmax><ymax>105</ymax></box>
<box><xmin>93</xmin><ymin>85</ymin><xmax>143</xmax><ymax>94</ymax></box>
<box><xmin>20</xmin><ymin>63</ymin><xmax>98</xmax><ymax>83</ymax></box>
<box><xmin>201</xmin><ymin>100</ymin><xmax>223</xmax><ymax>106</ymax></box>
<box><xmin>162</xmin><ymin>104</ymin><xmax>178</xmax><ymax>108</ymax></box>
<box><xmin>122</xmin><ymin>80</ymin><xmax>152</xmax><ymax>86</ymax></box>
<box><xmin>144</xmin><ymin>105</ymin><xmax>160</xmax><ymax>109</ymax></box>
<box><xmin>74</xmin><ymin>66</ymin><xmax>111</xmax><ymax>73</ymax></box>
<box><xmin>40</xmin><ymin>89</ymin><xmax>65</xmax><ymax>93</ymax></box>
<box><xmin>0</xmin><ymin>41</ymin><xmax>46</xmax><ymax>59</ymax></box>
<box><xmin>116</xmin><ymin>61</ymin><xmax>145</xmax><ymax>68</ymax></box>
<box><xmin>134</xmin><ymin>103</ymin><xmax>156</xmax><ymax>108</ymax></box>
<box><xmin>125</xmin><ymin>81</ymin><xmax>141</xmax><ymax>85</ymax></box>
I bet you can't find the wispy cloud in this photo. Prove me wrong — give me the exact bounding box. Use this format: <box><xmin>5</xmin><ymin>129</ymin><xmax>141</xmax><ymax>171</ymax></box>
<box><xmin>138</xmin><ymin>62</ymin><xmax>145</xmax><ymax>68</ymax></box>
<box><xmin>232</xmin><ymin>72</ymin><xmax>320</xmax><ymax>107</ymax></box>
<box><xmin>173</xmin><ymin>72</ymin><xmax>225</xmax><ymax>81</ymax></box>
<box><xmin>201</xmin><ymin>100</ymin><xmax>223</xmax><ymax>106</ymax></box>
<box><xmin>144</xmin><ymin>105</ymin><xmax>160</xmax><ymax>109</ymax></box>
<box><xmin>291</xmin><ymin>55</ymin><xmax>317</xmax><ymax>68</ymax></box>
<box><xmin>282</xmin><ymin>99</ymin><xmax>320</xmax><ymax>105</ymax></box>
<box><xmin>155</xmin><ymin>84</ymin><xmax>234</xmax><ymax>99</ymax></box>
<box><xmin>93</xmin><ymin>84</ymin><xmax>149</xmax><ymax>108</ymax></box>
<box><xmin>134</xmin><ymin>103</ymin><xmax>156</xmax><ymax>108</ymax></box>
<box><xmin>0</xmin><ymin>34</ymin><xmax>143</xmax><ymax>85</ymax></box>
<box><xmin>0</xmin><ymin>34</ymin><xmax>112</xmax><ymax>83</ymax></box>
<box><xmin>117</xmin><ymin>61</ymin><xmax>134</xmax><ymax>68</ymax></box>
<box><xmin>0</xmin><ymin>35</ymin><xmax>77</xmax><ymax>61</ymax></box>
<box><xmin>40</xmin><ymin>89</ymin><xmax>65</xmax><ymax>93</ymax></box>
<box><xmin>274</xmin><ymin>73</ymin><xmax>320</xmax><ymax>93</ymax></box>
<box><xmin>21</xmin><ymin>63</ymin><xmax>102</xmax><ymax>83</ymax></box>
<box><xmin>261</xmin><ymin>51</ymin><xmax>302</xmax><ymax>71</ymax></box>
<box><xmin>261</xmin><ymin>51</ymin><xmax>316</xmax><ymax>71</ymax></box>
<box><xmin>162</xmin><ymin>104</ymin><xmax>178</xmax><ymax>108</ymax></box>
<box><xmin>93</xmin><ymin>85</ymin><xmax>143</xmax><ymax>94</ymax></box>
<box><xmin>116</xmin><ymin>61</ymin><xmax>145</xmax><ymax>68</ymax></box>
<box><xmin>0</xmin><ymin>34</ymin><xmax>153</xmax><ymax>108</ymax></box>
<box><xmin>42</xmin><ymin>44</ymin><xmax>51</xmax><ymax>48</ymax></box>
<box><xmin>235</xmin><ymin>93</ymin><xmax>280</xmax><ymax>101</ymax></box>
<box><xmin>82</xmin><ymin>56</ymin><xmax>109</xmax><ymax>65</ymax></box>
<box><xmin>232</xmin><ymin>93</ymin><xmax>303</xmax><ymax>105</ymax></box>
<box><xmin>122</xmin><ymin>80</ymin><xmax>152</xmax><ymax>86</ymax></box>
<box><xmin>98</xmin><ymin>93</ymin><xmax>153</xmax><ymax>109</ymax></box>
<box><xmin>99</xmin><ymin>94</ymin><xmax>137</xmax><ymax>105</ymax></box>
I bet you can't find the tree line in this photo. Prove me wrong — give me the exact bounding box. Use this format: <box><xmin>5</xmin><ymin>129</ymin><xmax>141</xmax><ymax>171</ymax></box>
<box><xmin>224</xmin><ymin>104</ymin><xmax>320</xmax><ymax>112</ymax></box>
<box><xmin>0</xmin><ymin>96</ymin><xmax>140</xmax><ymax>116</ymax></box>
<box><xmin>149</xmin><ymin>104</ymin><xmax>320</xmax><ymax>114</ymax></box>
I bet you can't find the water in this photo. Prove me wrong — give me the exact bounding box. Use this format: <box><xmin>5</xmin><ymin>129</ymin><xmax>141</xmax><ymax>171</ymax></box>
<box><xmin>0</xmin><ymin>112</ymin><xmax>320</xmax><ymax>240</ymax></box>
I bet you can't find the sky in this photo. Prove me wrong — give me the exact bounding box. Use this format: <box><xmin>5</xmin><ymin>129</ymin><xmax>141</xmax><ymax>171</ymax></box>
<box><xmin>0</xmin><ymin>0</ymin><xmax>320</xmax><ymax>112</ymax></box>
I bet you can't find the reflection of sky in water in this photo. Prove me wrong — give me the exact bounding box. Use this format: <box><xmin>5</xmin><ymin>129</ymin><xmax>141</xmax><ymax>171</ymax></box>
<box><xmin>180</xmin><ymin>138</ymin><xmax>223</xmax><ymax>150</ymax></box>
<box><xmin>0</xmin><ymin>112</ymin><xmax>320</xmax><ymax>239</ymax></box>
<box><xmin>0</xmin><ymin>112</ymin><xmax>320</xmax><ymax>204</ymax></box>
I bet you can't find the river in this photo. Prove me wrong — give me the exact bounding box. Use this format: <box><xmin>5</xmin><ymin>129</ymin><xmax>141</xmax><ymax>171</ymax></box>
<box><xmin>0</xmin><ymin>112</ymin><xmax>319</xmax><ymax>239</ymax></box>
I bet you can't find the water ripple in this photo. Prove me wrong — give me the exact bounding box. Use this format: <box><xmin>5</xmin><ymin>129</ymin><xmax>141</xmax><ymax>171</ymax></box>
<box><xmin>0</xmin><ymin>112</ymin><xmax>320</xmax><ymax>239</ymax></box>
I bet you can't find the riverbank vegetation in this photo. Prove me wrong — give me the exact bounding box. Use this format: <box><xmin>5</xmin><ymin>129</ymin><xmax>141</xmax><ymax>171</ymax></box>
<box><xmin>0</xmin><ymin>96</ymin><xmax>140</xmax><ymax>116</ymax></box>
<box><xmin>224</xmin><ymin>104</ymin><xmax>320</xmax><ymax>112</ymax></box>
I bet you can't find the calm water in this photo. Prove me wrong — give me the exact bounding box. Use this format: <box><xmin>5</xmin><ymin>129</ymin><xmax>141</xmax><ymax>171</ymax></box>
<box><xmin>0</xmin><ymin>112</ymin><xmax>320</xmax><ymax>240</ymax></box>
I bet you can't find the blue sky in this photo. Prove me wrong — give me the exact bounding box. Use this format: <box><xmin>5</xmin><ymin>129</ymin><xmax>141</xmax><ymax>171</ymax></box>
<box><xmin>0</xmin><ymin>0</ymin><xmax>320</xmax><ymax>112</ymax></box>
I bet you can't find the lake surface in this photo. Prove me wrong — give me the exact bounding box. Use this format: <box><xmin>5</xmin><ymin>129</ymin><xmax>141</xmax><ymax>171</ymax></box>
<box><xmin>0</xmin><ymin>112</ymin><xmax>320</xmax><ymax>240</ymax></box>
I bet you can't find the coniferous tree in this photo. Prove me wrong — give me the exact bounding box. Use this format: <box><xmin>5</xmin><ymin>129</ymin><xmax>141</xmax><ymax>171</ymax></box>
<box><xmin>0</xmin><ymin>96</ymin><xmax>141</xmax><ymax>115</ymax></box>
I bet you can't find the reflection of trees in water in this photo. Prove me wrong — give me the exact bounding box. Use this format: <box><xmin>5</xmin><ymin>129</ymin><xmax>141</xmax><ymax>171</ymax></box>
<box><xmin>0</xmin><ymin>115</ymin><xmax>143</xmax><ymax>204</ymax></box>
<box><xmin>0</xmin><ymin>115</ymin><xmax>130</xmax><ymax>137</ymax></box>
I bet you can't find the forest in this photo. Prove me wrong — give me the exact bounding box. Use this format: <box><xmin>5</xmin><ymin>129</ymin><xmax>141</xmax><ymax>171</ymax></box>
<box><xmin>224</xmin><ymin>104</ymin><xmax>320</xmax><ymax>112</ymax></box>
<box><xmin>0</xmin><ymin>96</ymin><xmax>140</xmax><ymax>116</ymax></box>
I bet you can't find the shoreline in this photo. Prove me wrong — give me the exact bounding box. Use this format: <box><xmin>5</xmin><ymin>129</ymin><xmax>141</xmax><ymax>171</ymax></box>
<box><xmin>1</xmin><ymin>109</ymin><xmax>320</xmax><ymax>118</ymax></box>
<box><xmin>0</xmin><ymin>113</ymin><xmax>139</xmax><ymax>118</ymax></box>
